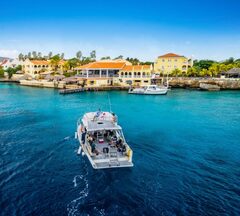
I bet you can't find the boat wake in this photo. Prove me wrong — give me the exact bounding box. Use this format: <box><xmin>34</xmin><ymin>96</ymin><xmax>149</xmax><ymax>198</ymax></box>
<box><xmin>67</xmin><ymin>163</ymin><xmax>89</xmax><ymax>216</ymax></box>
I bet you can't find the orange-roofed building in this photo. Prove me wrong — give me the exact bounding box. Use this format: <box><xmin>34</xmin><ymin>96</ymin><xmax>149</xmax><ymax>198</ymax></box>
<box><xmin>154</xmin><ymin>53</ymin><xmax>193</xmax><ymax>74</ymax></box>
<box><xmin>118</xmin><ymin>64</ymin><xmax>153</xmax><ymax>87</ymax></box>
<box><xmin>74</xmin><ymin>59</ymin><xmax>153</xmax><ymax>87</ymax></box>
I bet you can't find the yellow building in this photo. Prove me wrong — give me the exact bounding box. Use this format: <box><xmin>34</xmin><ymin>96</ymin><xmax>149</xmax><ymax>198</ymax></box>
<box><xmin>117</xmin><ymin>65</ymin><xmax>153</xmax><ymax>87</ymax></box>
<box><xmin>21</xmin><ymin>59</ymin><xmax>66</xmax><ymax>77</ymax></box>
<box><xmin>74</xmin><ymin>60</ymin><xmax>153</xmax><ymax>87</ymax></box>
<box><xmin>154</xmin><ymin>53</ymin><xmax>193</xmax><ymax>74</ymax></box>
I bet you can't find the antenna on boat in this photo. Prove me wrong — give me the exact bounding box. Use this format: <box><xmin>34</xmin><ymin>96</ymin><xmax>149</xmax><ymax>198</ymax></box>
<box><xmin>108</xmin><ymin>93</ymin><xmax>112</xmax><ymax>113</ymax></box>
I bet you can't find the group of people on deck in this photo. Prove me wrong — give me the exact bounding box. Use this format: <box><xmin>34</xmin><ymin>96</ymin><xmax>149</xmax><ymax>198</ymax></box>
<box><xmin>80</xmin><ymin>124</ymin><xmax>126</xmax><ymax>155</ymax></box>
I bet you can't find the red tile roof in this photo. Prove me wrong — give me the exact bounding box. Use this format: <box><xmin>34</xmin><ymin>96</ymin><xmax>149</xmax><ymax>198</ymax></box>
<box><xmin>158</xmin><ymin>53</ymin><xmax>184</xmax><ymax>58</ymax></box>
<box><xmin>121</xmin><ymin>65</ymin><xmax>151</xmax><ymax>71</ymax></box>
<box><xmin>30</xmin><ymin>60</ymin><xmax>49</xmax><ymax>65</ymax></box>
<box><xmin>77</xmin><ymin>61</ymin><xmax>127</xmax><ymax>70</ymax></box>
<box><xmin>0</xmin><ymin>59</ymin><xmax>8</xmax><ymax>66</ymax></box>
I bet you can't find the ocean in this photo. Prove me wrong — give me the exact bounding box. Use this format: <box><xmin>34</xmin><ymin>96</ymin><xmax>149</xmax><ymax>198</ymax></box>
<box><xmin>0</xmin><ymin>83</ymin><xmax>240</xmax><ymax>216</ymax></box>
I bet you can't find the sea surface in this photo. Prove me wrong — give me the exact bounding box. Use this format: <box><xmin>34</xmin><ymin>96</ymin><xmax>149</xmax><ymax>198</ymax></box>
<box><xmin>0</xmin><ymin>83</ymin><xmax>240</xmax><ymax>216</ymax></box>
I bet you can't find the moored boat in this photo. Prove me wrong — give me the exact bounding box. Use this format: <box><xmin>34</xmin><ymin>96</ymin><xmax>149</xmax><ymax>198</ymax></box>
<box><xmin>75</xmin><ymin>111</ymin><xmax>133</xmax><ymax>169</ymax></box>
<box><xmin>128</xmin><ymin>85</ymin><xmax>168</xmax><ymax>95</ymax></box>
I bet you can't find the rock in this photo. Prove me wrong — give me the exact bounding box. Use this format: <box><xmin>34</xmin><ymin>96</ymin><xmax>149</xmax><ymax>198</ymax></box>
<box><xmin>169</xmin><ymin>77</ymin><xmax>240</xmax><ymax>90</ymax></box>
<box><xmin>199</xmin><ymin>83</ymin><xmax>220</xmax><ymax>91</ymax></box>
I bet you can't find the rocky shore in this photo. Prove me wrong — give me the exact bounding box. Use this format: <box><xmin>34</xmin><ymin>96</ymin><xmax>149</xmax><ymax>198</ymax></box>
<box><xmin>169</xmin><ymin>77</ymin><xmax>240</xmax><ymax>90</ymax></box>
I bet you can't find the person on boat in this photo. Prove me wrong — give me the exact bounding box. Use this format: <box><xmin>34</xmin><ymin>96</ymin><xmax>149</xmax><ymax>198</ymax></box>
<box><xmin>112</xmin><ymin>113</ymin><xmax>117</xmax><ymax>123</ymax></box>
<box><xmin>81</xmin><ymin>128</ymin><xmax>87</xmax><ymax>144</ymax></box>
<box><xmin>93</xmin><ymin>109</ymin><xmax>101</xmax><ymax>121</ymax></box>
<box><xmin>87</xmin><ymin>135</ymin><xmax>99</xmax><ymax>155</ymax></box>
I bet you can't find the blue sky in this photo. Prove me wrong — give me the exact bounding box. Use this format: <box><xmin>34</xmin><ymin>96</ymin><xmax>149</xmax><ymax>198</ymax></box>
<box><xmin>1</xmin><ymin>0</ymin><xmax>240</xmax><ymax>61</ymax></box>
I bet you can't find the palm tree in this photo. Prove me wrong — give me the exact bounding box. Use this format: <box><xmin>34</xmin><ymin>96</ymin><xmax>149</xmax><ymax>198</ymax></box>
<box><xmin>90</xmin><ymin>50</ymin><xmax>96</xmax><ymax>60</ymax></box>
<box><xmin>48</xmin><ymin>52</ymin><xmax>53</xmax><ymax>59</ymax></box>
<box><xmin>50</xmin><ymin>55</ymin><xmax>61</xmax><ymax>74</ymax></box>
<box><xmin>76</xmin><ymin>51</ymin><xmax>82</xmax><ymax>60</ymax></box>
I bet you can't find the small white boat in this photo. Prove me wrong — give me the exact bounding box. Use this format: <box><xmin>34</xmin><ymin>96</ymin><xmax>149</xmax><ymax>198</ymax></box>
<box><xmin>128</xmin><ymin>85</ymin><xmax>168</xmax><ymax>95</ymax></box>
<box><xmin>76</xmin><ymin>111</ymin><xmax>133</xmax><ymax>169</ymax></box>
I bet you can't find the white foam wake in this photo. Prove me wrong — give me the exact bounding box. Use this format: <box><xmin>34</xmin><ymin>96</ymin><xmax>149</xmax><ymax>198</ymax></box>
<box><xmin>67</xmin><ymin>164</ymin><xmax>89</xmax><ymax>216</ymax></box>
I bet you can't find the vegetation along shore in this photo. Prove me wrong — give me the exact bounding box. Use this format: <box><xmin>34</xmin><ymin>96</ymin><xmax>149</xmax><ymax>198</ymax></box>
<box><xmin>1</xmin><ymin>51</ymin><xmax>240</xmax><ymax>91</ymax></box>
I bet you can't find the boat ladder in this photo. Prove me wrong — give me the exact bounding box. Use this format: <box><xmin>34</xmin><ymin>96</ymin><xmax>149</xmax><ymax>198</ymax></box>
<box><xmin>109</xmin><ymin>149</ymin><xmax>120</xmax><ymax>166</ymax></box>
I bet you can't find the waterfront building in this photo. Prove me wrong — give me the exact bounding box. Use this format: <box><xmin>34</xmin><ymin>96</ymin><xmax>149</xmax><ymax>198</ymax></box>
<box><xmin>221</xmin><ymin>68</ymin><xmax>240</xmax><ymax>78</ymax></box>
<box><xmin>118</xmin><ymin>64</ymin><xmax>153</xmax><ymax>86</ymax></box>
<box><xmin>154</xmin><ymin>53</ymin><xmax>193</xmax><ymax>74</ymax></box>
<box><xmin>74</xmin><ymin>59</ymin><xmax>153</xmax><ymax>87</ymax></box>
<box><xmin>21</xmin><ymin>59</ymin><xmax>65</xmax><ymax>77</ymax></box>
<box><xmin>0</xmin><ymin>58</ymin><xmax>21</xmax><ymax>70</ymax></box>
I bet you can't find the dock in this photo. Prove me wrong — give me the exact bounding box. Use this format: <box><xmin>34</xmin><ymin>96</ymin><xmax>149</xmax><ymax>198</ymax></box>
<box><xmin>59</xmin><ymin>86</ymin><xmax>129</xmax><ymax>94</ymax></box>
<box><xmin>59</xmin><ymin>88</ymin><xmax>84</xmax><ymax>94</ymax></box>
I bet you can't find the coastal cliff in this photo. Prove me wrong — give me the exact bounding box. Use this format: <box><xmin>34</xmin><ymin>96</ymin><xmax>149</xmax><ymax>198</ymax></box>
<box><xmin>169</xmin><ymin>78</ymin><xmax>240</xmax><ymax>90</ymax></box>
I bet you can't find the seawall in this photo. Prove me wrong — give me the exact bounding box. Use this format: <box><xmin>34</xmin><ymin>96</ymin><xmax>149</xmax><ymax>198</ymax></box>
<box><xmin>169</xmin><ymin>78</ymin><xmax>240</xmax><ymax>90</ymax></box>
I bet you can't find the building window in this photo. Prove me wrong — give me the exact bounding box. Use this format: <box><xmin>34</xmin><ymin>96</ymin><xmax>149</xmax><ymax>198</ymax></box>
<box><xmin>175</xmin><ymin>59</ymin><xmax>178</xmax><ymax>62</ymax></box>
<box><xmin>162</xmin><ymin>59</ymin><xmax>165</xmax><ymax>62</ymax></box>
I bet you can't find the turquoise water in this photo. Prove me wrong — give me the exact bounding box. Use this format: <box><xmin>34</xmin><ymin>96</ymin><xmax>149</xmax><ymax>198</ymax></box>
<box><xmin>0</xmin><ymin>83</ymin><xmax>240</xmax><ymax>216</ymax></box>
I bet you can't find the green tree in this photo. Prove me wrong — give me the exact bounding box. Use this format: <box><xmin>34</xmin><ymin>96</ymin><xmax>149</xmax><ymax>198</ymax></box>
<box><xmin>5</xmin><ymin>67</ymin><xmax>15</xmax><ymax>78</ymax></box>
<box><xmin>126</xmin><ymin>57</ymin><xmax>140</xmax><ymax>65</ymax></box>
<box><xmin>223</xmin><ymin>57</ymin><xmax>234</xmax><ymax>65</ymax></box>
<box><xmin>193</xmin><ymin>60</ymin><xmax>215</xmax><ymax>70</ymax></box>
<box><xmin>27</xmin><ymin>52</ymin><xmax>32</xmax><ymax>59</ymax></box>
<box><xmin>50</xmin><ymin>55</ymin><xmax>61</xmax><ymax>73</ymax></box>
<box><xmin>171</xmin><ymin>69</ymin><xmax>182</xmax><ymax>77</ymax></box>
<box><xmin>76</xmin><ymin>51</ymin><xmax>82</xmax><ymax>60</ymax></box>
<box><xmin>32</xmin><ymin>51</ymin><xmax>37</xmax><ymax>59</ymax></box>
<box><xmin>114</xmin><ymin>55</ymin><xmax>123</xmax><ymax>60</ymax></box>
<box><xmin>18</xmin><ymin>53</ymin><xmax>24</xmax><ymax>60</ymax></box>
<box><xmin>101</xmin><ymin>56</ymin><xmax>111</xmax><ymax>60</ymax></box>
<box><xmin>81</xmin><ymin>56</ymin><xmax>93</xmax><ymax>65</ymax></box>
<box><xmin>187</xmin><ymin>67</ymin><xmax>199</xmax><ymax>77</ymax></box>
<box><xmin>38</xmin><ymin>52</ymin><xmax>42</xmax><ymax>59</ymax></box>
<box><xmin>90</xmin><ymin>50</ymin><xmax>96</xmax><ymax>60</ymax></box>
<box><xmin>63</xmin><ymin>61</ymin><xmax>70</xmax><ymax>72</ymax></box>
<box><xmin>60</xmin><ymin>53</ymin><xmax>64</xmax><ymax>60</ymax></box>
<box><xmin>67</xmin><ymin>58</ymin><xmax>81</xmax><ymax>69</ymax></box>
<box><xmin>48</xmin><ymin>52</ymin><xmax>53</xmax><ymax>59</ymax></box>
<box><xmin>0</xmin><ymin>66</ymin><xmax>4</xmax><ymax>78</ymax></box>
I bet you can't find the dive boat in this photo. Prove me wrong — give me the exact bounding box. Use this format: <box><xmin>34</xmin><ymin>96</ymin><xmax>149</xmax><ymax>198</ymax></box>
<box><xmin>128</xmin><ymin>85</ymin><xmax>168</xmax><ymax>95</ymax></box>
<box><xmin>75</xmin><ymin>111</ymin><xmax>133</xmax><ymax>169</ymax></box>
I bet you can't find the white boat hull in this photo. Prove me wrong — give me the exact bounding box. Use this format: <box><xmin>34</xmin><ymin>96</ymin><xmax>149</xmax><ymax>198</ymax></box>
<box><xmin>76</xmin><ymin>112</ymin><xmax>133</xmax><ymax>169</ymax></box>
<box><xmin>129</xmin><ymin>88</ymin><xmax>168</xmax><ymax>95</ymax></box>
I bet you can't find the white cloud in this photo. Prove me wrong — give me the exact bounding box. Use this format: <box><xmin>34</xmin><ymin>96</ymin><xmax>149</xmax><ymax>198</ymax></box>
<box><xmin>0</xmin><ymin>49</ymin><xmax>19</xmax><ymax>58</ymax></box>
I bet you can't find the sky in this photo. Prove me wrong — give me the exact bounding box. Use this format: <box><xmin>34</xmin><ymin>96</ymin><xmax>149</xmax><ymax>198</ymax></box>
<box><xmin>0</xmin><ymin>0</ymin><xmax>240</xmax><ymax>61</ymax></box>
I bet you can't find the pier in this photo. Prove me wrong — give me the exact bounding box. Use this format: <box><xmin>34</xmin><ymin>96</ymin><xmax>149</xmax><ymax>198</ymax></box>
<box><xmin>59</xmin><ymin>86</ymin><xmax>129</xmax><ymax>94</ymax></box>
<box><xmin>59</xmin><ymin>88</ymin><xmax>85</xmax><ymax>94</ymax></box>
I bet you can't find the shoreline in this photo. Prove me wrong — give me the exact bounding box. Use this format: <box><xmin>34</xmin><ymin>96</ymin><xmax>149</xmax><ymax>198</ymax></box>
<box><xmin>1</xmin><ymin>77</ymin><xmax>240</xmax><ymax>91</ymax></box>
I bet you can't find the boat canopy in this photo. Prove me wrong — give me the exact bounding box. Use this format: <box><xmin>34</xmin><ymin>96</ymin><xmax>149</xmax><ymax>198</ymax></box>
<box><xmin>82</xmin><ymin>112</ymin><xmax>122</xmax><ymax>132</ymax></box>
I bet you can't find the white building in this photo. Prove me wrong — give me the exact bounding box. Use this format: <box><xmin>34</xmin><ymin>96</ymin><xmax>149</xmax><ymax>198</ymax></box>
<box><xmin>0</xmin><ymin>58</ymin><xmax>21</xmax><ymax>70</ymax></box>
